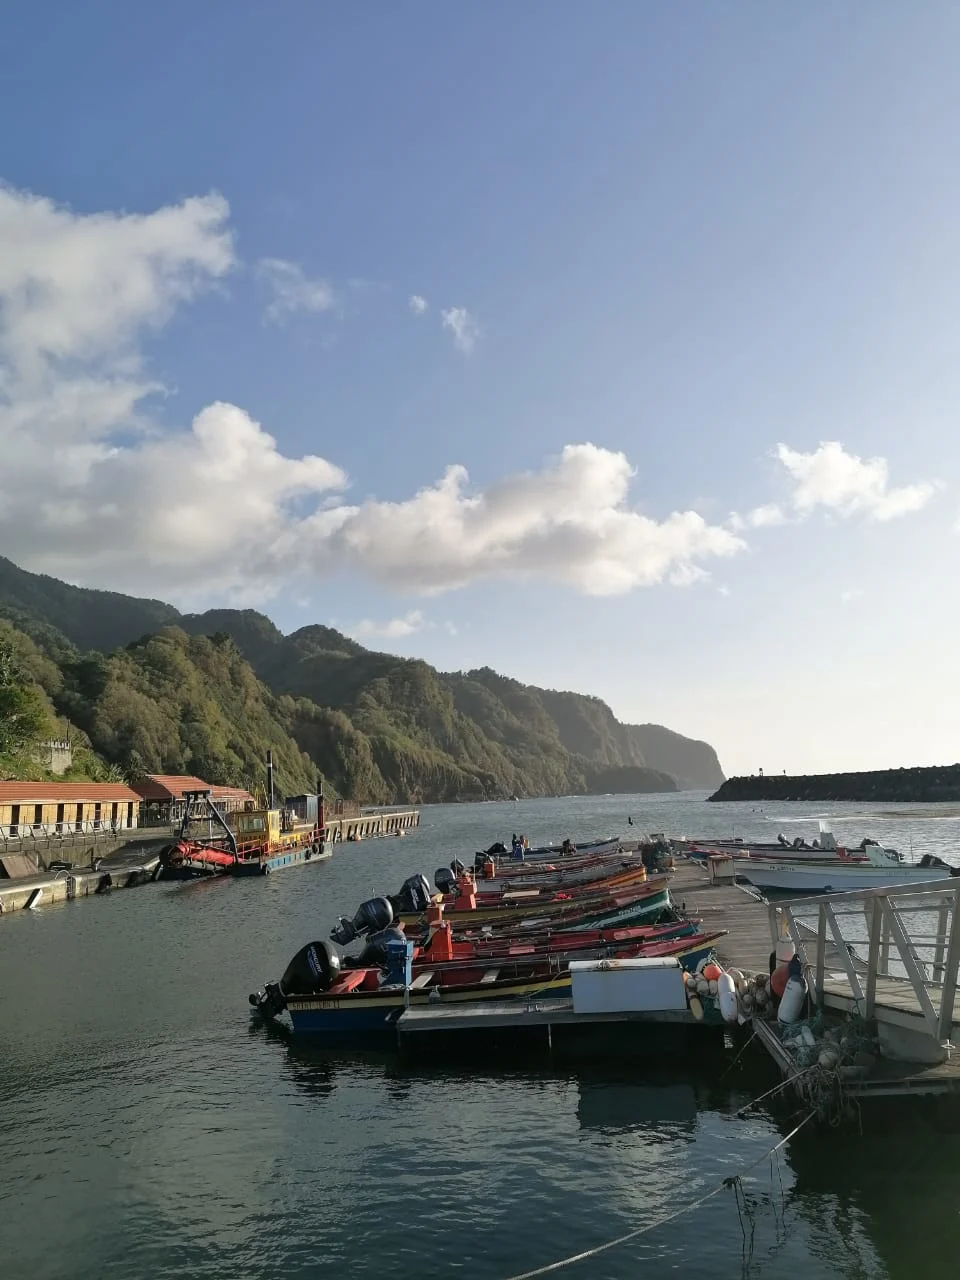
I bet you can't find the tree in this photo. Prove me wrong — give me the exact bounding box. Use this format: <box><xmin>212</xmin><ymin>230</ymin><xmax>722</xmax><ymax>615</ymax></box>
<box><xmin>0</xmin><ymin>637</ymin><xmax>50</xmax><ymax>757</ymax></box>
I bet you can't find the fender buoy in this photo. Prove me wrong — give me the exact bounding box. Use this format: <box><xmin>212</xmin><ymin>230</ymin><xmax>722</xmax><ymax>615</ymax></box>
<box><xmin>718</xmin><ymin>972</ymin><xmax>739</xmax><ymax>1023</ymax></box>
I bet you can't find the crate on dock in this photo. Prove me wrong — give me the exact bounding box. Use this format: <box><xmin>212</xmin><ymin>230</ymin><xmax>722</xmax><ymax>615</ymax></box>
<box><xmin>569</xmin><ymin>957</ymin><xmax>688</xmax><ymax>1015</ymax></box>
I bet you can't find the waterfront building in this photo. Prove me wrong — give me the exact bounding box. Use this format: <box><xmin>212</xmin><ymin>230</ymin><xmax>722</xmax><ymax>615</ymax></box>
<box><xmin>132</xmin><ymin>774</ymin><xmax>254</xmax><ymax>825</ymax></box>
<box><xmin>0</xmin><ymin>781</ymin><xmax>140</xmax><ymax>840</ymax></box>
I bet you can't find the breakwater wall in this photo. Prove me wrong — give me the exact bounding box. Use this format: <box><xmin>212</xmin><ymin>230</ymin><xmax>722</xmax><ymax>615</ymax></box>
<box><xmin>709</xmin><ymin>764</ymin><xmax>960</xmax><ymax>804</ymax></box>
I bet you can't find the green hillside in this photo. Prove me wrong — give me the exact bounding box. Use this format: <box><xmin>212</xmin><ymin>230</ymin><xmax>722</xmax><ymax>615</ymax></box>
<box><xmin>0</xmin><ymin>558</ymin><xmax>725</xmax><ymax>802</ymax></box>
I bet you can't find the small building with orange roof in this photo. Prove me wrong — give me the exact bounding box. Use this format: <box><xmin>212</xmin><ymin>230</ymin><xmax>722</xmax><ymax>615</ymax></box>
<box><xmin>131</xmin><ymin>774</ymin><xmax>254</xmax><ymax>824</ymax></box>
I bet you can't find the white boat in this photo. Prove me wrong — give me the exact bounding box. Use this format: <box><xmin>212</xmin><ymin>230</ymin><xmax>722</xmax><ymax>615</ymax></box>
<box><xmin>683</xmin><ymin>822</ymin><xmax>901</xmax><ymax>863</ymax></box>
<box><xmin>733</xmin><ymin>845</ymin><xmax>958</xmax><ymax>894</ymax></box>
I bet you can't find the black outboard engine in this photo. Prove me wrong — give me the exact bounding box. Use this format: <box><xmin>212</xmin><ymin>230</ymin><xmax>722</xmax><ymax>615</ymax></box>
<box><xmin>792</xmin><ymin>837</ymin><xmax>803</xmax><ymax>849</ymax></box>
<box><xmin>354</xmin><ymin>925</ymin><xmax>407</xmax><ymax>968</ymax></box>
<box><xmin>331</xmin><ymin>896</ymin><xmax>394</xmax><ymax>946</ymax></box>
<box><xmin>392</xmin><ymin>873</ymin><xmax>432</xmax><ymax>915</ymax></box>
<box><xmin>777</xmin><ymin>833</ymin><xmax>788</xmax><ymax>847</ymax></box>
<box><xmin>919</xmin><ymin>854</ymin><xmax>958</xmax><ymax>874</ymax></box>
<box><xmin>486</xmin><ymin>841</ymin><xmax>507</xmax><ymax>856</ymax></box>
<box><xmin>474</xmin><ymin>851</ymin><xmax>489</xmax><ymax>874</ymax></box>
<box><xmin>249</xmin><ymin>939</ymin><xmax>342</xmax><ymax>1018</ymax></box>
<box><xmin>435</xmin><ymin>866</ymin><xmax>457</xmax><ymax>895</ymax></box>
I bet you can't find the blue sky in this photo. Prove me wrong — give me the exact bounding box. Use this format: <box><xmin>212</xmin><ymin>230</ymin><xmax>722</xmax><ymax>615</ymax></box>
<box><xmin>0</xmin><ymin>3</ymin><xmax>957</xmax><ymax>775</ymax></box>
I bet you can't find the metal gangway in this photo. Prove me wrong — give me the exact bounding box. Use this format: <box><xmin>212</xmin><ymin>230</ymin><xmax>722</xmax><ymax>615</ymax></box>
<box><xmin>773</xmin><ymin>878</ymin><xmax>960</xmax><ymax>1067</ymax></box>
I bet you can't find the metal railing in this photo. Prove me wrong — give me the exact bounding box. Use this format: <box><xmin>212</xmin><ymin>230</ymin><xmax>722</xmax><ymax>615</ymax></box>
<box><xmin>772</xmin><ymin>878</ymin><xmax>960</xmax><ymax>1041</ymax></box>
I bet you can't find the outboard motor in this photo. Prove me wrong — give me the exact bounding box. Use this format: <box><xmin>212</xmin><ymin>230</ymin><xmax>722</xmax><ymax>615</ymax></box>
<box><xmin>474</xmin><ymin>851</ymin><xmax>489</xmax><ymax>874</ymax></box>
<box><xmin>249</xmin><ymin>939</ymin><xmax>342</xmax><ymax>1018</ymax></box>
<box><xmin>777</xmin><ymin>833</ymin><xmax>788</xmax><ymax>847</ymax></box>
<box><xmin>919</xmin><ymin>854</ymin><xmax>959</xmax><ymax>874</ymax></box>
<box><xmin>330</xmin><ymin>896</ymin><xmax>394</xmax><ymax>946</ymax></box>
<box><xmin>355</xmin><ymin>925</ymin><xmax>408</xmax><ymax>968</ymax></box>
<box><xmin>485</xmin><ymin>841</ymin><xmax>507</xmax><ymax>856</ymax></box>
<box><xmin>450</xmin><ymin>857</ymin><xmax>466</xmax><ymax>876</ymax></box>
<box><xmin>792</xmin><ymin>836</ymin><xmax>803</xmax><ymax>849</ymax></box>
<box><xmin>393</xmin><ymin>873</ymin><xmax>432</xmax><ymax>914</ymax></box>
<box><xmin>435</xmin><ymin>866</ymin><xmax>457</xmax><ymax>895</ymax></box>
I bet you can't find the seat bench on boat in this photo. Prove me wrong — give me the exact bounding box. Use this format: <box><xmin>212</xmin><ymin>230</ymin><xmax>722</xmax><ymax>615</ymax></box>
<box><xmin>410</xmin><ymin>970</ymin><xmax>436</xmax><ymax>990</ymax></box>
<box><xmin>480</xmin><ymin>968</ymin><xmax>500</xmax><ymax>984</ymax></box>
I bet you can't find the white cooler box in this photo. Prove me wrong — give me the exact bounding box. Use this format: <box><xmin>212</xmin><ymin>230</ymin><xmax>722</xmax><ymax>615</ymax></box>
<box><xmin>569</xmin><ymin>957</ymin><xmax>688</xmax><ymax>1014</ymax></box>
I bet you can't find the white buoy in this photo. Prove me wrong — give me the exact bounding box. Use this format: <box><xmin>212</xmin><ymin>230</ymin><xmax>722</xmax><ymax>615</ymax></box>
<box><xmin>718</xmin><ymin>972</ymin><xmax>739</xmax><ymax>1023</ymax></box>
<box><xmin>778</xmin><ymin>974</ymin><xmax>807</xmax><ymax>1024</ymax></box>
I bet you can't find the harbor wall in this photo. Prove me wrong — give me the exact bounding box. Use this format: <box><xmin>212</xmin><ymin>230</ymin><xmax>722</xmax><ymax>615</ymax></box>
<box><xmin>324</xmin><ymin>807</ymin><xmax>419</xmax><ymax>843</ymax></box>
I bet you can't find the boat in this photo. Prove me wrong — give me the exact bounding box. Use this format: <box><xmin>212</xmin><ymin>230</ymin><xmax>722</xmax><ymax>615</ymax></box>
<box><xmin>732</xmin><ymin>846</ymin><xmax>959</xmax><ymax>894</ymax></box>
<box><xmin>487</xmin><ymin>836</ymin><xmax>622</xmax><ymax>863</ymax></box>
<box><xmin>157</xmin><ymin>766</ymin><xmax>328</xmax><ymax>880</ymax></box>
<box><xmin>352</xmin><ymin>869</ymin><xmax>672</xmax><ymax>936</ymax></box>
<box><xmin>249</xmin><ymin>928</ymin><xmax>723</xmax><ymax>1037</ymax></box>
<box><xmin>680</xmin><ymin>823</ymin><xmax>902</xmax><ymax>864</ymax></box>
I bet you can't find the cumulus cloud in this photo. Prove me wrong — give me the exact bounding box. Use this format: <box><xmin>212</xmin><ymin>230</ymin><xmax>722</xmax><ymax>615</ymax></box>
<box><xmin>775</xmin><ymin>442</ymin><xmax>935</xmax><ymax>522</ymax></box>
<box><xmin>347</xmin><ymin>610</ymin><xmax>427</xmax><ymax>640</ymax></box>
<box><xmin>318</xmin><ymin>444</ymin><xmax>745</xmax><ymax>595</ymax></box>
<box><xmin>441</xmin><ymin>306</ymin><xmax>479</xmax><ymax>353</ymax></box>
<box><xmin>408</xmin><ymin>294</ymin><xmax>428</xmax><ymax>314</ymax></box>
<box><xmin>257</xmin><ymin>257</ymin><xmax>335</xmax><ymax>322</ymax></box>
<box><xmin>0</xmin><ymin>183</ymin><xmax>745</xmax><ymax>603</ymax></box>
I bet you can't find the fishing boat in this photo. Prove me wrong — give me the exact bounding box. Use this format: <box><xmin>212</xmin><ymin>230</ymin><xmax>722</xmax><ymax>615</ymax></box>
<box><xmin>680</xmin><ymin>823</ymin><xmax>902</xmax><ymax>863</ymax></box>
<box><xmin>343</xmin><ymin>869</ymin><xmax>672</xmax><ymax>938</ymax></box>
<box><xmin>497</xmin><ymin>835</ymin><xmax>621</xmax><ymax>862</ymax></box>
<box><xmin>248</xmin><ymin>928</ymin><xmax>722</xmax><ymax>1037</ymax></box>
<box><xmin>732</xmin><ymin>846</ymin><xmax>958</xmax><ymax>893</ymax></box>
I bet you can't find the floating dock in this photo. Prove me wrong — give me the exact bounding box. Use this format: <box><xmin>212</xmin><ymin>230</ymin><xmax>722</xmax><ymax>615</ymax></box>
<box><xmin>394</xmin><ymin>858</ymin><xmax>960</xmax><ymax>1099</ymax></box>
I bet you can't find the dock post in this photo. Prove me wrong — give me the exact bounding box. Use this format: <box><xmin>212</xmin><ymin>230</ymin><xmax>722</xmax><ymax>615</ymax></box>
<box><xmin>864</xmin><ymin>898</ymin><xmax>882</xmax><ymax>1021</ymax></box>
<box><xmin>936</xmin><ymin>887</ymin><xmax>960</xmax><ymax>1041</ymax></box>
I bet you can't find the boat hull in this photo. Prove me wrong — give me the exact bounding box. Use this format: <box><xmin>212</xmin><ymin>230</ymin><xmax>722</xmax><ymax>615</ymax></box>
<box><xmin>733</xmin><ymin>859</ymin><xmax>952</xmax><ymax>893</ymax></box>
<box><xmin>232</xmin><ymin>846</ymin><xmax>332</xmax><ymax>876</ymax></box>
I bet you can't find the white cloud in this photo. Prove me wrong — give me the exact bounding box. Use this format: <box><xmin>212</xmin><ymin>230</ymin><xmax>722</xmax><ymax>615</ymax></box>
<box><xmin>347</xmin><ymin>610</ymin><xmax>427</xmax><ymax>640</ymax></box>
<box><xmin>441</xmin><ymin>306</ymin><xmax>479</xmax><ymax>353</ymax></box>
<box><xmin>775</xmin><ymin>442</ymin><xmax>935</xmax><ymax>522</ymax></box>
<box><xmin>0</xmin><ymin>182</ymin><xmax>745</xmax><ymax>604</ymax></box>
<box><xmin>746</xmin><ymin>502</ymin><xmax>787</xmax><ymax>528</ymax></box>
<box><xmin>408</xmin><ymin>294</ymin><xmax>428</xmax><ymax>315</ymax></box>
<box><xmin>257</xmin><ymin>257</ymin><xmax>335</xmax><ymax>322</ymax></box>
<box><xmin>317</xmin><ymin>444</ymin><xmax>745</xmax><ymax>596</ymax></box>
<box><xmin>840</xmin><ymin>588</ymin><xmax>865</xmax><ymax>604</ymax></box>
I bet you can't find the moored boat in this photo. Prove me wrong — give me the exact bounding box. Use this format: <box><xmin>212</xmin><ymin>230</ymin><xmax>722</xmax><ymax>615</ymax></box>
<box><xmin>249</xmin><ymin>927</ymin><xmax>723</xmax><ymax>1038</ymax></box>
<box><xmin>158</xmin><ymin>766</ymin><xmax>328</xmax><ymax>880</ymax></box>
<box><xmin>732</xmin><ymin>850</ymin><xmax>958</xmax><ymax>894</ymax></box>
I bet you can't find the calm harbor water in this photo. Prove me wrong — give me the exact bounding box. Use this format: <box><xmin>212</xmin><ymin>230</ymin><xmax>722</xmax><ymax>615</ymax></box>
<box><xmin>2</xmin><ymin>792</ymin><xmax>959</xmax><ymax>1280</ymax></box>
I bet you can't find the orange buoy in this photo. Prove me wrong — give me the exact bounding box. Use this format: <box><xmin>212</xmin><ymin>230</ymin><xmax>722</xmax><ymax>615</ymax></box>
<box><xmin>702</xmin><ymin>962</ymin><xmax>722</xmax><ymax>982</ymax></box>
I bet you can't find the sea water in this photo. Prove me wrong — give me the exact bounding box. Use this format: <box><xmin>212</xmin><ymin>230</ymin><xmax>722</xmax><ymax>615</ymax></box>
<box><xmin>1</xmin><ymin>793</ymin><xmax>959</xmax><ymax>1279</ymax></box>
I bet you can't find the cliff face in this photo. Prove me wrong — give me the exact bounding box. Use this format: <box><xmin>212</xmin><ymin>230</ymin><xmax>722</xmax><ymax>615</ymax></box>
<box><xmin>710</xmin><ymin>766</ymin><xmax>960</xmax><ymax>804</ymax></box>
<box><xmin>0</xmin><ymin>557</ymin><xmax>726</xmax><ymax>802</ymax></box>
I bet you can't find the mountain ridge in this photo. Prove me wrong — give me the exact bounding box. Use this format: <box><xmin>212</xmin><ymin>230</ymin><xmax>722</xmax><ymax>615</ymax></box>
<box><xmin>0</xmin><ymin>555</ymin><xmax>724</xmax><ymax>801</ymax></box>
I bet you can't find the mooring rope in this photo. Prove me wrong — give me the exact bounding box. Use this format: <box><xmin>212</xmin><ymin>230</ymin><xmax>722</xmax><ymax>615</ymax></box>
<box><xmin>499</xmin><ymin>1111</ymin><xmax>817</xmax><ymax>1280</ymax></box>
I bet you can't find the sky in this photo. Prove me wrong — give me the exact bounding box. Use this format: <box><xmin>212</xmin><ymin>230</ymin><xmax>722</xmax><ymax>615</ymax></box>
<box><xmin>0</xmin><ymin>2</ymin><xmax>958</xmax><ymax>777</ymax></box>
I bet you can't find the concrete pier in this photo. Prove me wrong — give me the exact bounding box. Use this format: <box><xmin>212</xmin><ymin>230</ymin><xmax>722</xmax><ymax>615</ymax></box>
<box><xmin>323</xmin><ymin>806</ymin><xmax>419</xmax><ymax>844</ymax></box>
<box><xmin>0</xmin><ymin>857</ymin><xmax>160</xmax><ymax>915</ymax></box>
